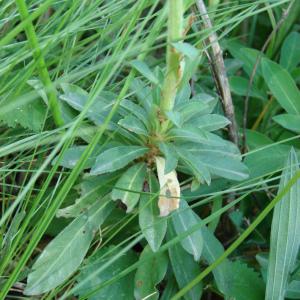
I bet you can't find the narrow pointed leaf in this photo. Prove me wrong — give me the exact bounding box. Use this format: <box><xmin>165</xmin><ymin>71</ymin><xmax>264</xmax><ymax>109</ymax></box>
<box><xmin>90</xmin><ymin>146</ymin><xmax>148</xmax><ymax>175</ymax></box>
<box><xmin>167</xmin><ymin>224</ymin><xmax>202</xmax><ymax>300</ymax></box>
<box><xmin>76</xmin><ymin>247</ymin><xmax>137</xmax><ymax>300</ymax></box>
<box><xmin>130</xmin><ymin>60</ymin><xmax>159</xmax><ymax>85</ymax></box>
<box><xmin>25</xmin><ymin>197</ymin><xmax>114</xmax><ymax>295</ymax></box>
<box><xmin>265</xmin><ymin>148</ymin><xmax>300</xmax><ymax>300</ymax></box>
<box><xmin>273</xmin><ymin>114</ymin><xmax>300</xmax><ymax>133</ymax></box>
<box><xmin>172</xmin><ymin>199</ymin><xmax>203</xmax><ymax>261</ymax></box>
<box><xmin>262</xmin><ymin>58</ymin><xmax>300</xmax><ymax>115</ymax></box>
<box><xmin>134</xmin><ymin>245</ymin><xmax>168</xmax><ymax>300</ymax></box>
<box><xmin>118</xmin><ymin>115</ymin><xmax>148</xmax><ymax>136</ymax></box>
<box><xmin>280</xmin><ymin>32</ymin><xmax>300</xmax><ymax>71</ymax></box>
<box><xmin>112</xmin><ymin>163</ymin><xmax>147</xmax><ymax>212</ymax></box>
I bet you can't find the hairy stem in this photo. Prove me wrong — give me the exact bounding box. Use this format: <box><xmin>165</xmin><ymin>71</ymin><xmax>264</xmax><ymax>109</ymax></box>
<box><xmin>16</xmin><ymin>0</ymin><xmax>64</xmax><ymax>127</ymax></box>
<box><xmin>160</xmin><ymin>0</ymin><xmax>184</xmax><ymax>112</ymax></box>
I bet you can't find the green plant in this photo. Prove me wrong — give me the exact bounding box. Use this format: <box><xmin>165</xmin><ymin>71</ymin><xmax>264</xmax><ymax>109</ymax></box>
<box><xmin>1</xmin><ymin>0</ymin><xmax>300</xmax><ymax>299</ymax></box>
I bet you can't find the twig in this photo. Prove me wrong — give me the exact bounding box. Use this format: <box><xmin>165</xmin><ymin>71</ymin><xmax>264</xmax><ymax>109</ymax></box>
<box><xmin>196</xmin><ymin>0</ymin><xmax>238</xmax><ymax>146</ymax></box>
<box><xmin>242</xmin><ymin>0</ymin><xmax>294</xmax><ymax>153</ymax></box>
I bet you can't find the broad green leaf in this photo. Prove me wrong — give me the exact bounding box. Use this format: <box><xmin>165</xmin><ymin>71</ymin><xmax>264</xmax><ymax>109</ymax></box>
<box><xmin>90</xmin><ymin>146</ymin><xmax>148</xmax><ymax>175</ymax></box>
<box><xmin>175</xmin><ymin>146</ymin><xmax>211</xmax><ymax>184</ymax></box>
<box><xmin>165</xmin><ymin>111</ymin><xmax>182</xmax><ymax>127</ymax></box>
<box><xmin>244</xmin><ymin>142</ymin><xmax>293</xmax><ymax>179</ymax></box>
<box><xmin>280</xmin><ymin>32</ymin><xmax>300</xmax><ymax>71</ymax></box>
<box><xmin>57</xmin><ymin>174</ymin><xmax>117</xmax><ymax>218</ymax></box>
<box><xmin>0</xmin><ymin>96</ymin><xmax>47</xmax><ymax>132</ymax></box>
<box><xmin>175</xmin><ymin>83</ymin><xmax>191</xmax><ymax>105</ymax></box>
<box><xmin>172</xmin><ymin>42</ymin><xmax>198</xmax><ymax>59</ymax></box>
<box><xmin>52</xmin><ymin>146</ymin><xmax>100</xmax><ymax>169</ymax></box>
<box><xmin>120</xmin><ymin>99</ymin><xmax>149</xmax><ymax>128</ymax></box>
<box><xmin>225</xmin><ymin>261</ymin><xmax>264</xmax><ymax>300</ymax></box>
<box><xmin>60</xmin><ymin>83</ymin><xmax>117</xmax><ymax>125</ymax></box>
<box><xmin>167</xmin><ymin>224</ymin><xmax>202</xmax><ymax>300</ymax></box>
<box><xmin>273</xmin><ymin>114</ymin><xmax>300</xmax><ymax>133</ymax></box>
<box><xmin>134</xmin><ymin>245</ymin><xmax>168</xmax><ymax>300</ymax></box>
<box><xmin>130</xmin><ymin>60</ymin><xmax>159</xmax><ymax>85</ymax></box>
<box><xmin>27</xmin><ymin>79</ymin><xmax>48</xmax><ymax>104</ymax></box>
<box><xmin>169</xmin><ymin>127</ymin><xmax>209</xmax><ymax>144</ymax></box>
<box><xmin>139</xmin><ymin>172</ymin><xmax>167</xmax><ymax>252</ymax></box>
<box><xmin>25</xmin><ymin>197</ymin><xmax>114</xmax><ymax>295</ymax></box>
<box><xmin>118</xmin><ymin>115</ymin><xmax>148</xmax><ymax>136</ymax></box>
<box><xmin>112</xmin><ymin>163</ymin><xmax>146</xmax><ymax>212</ymax></box>
<box><xmin>201</xmin><ymin>225</ymin><xmax>232</xmax><ymax>295</ymax></box>
<box><xmin>261</xmin><ymin>58</ymin><xmax>300</xmax><ymax>115</ymax></box>
<box><xmin>266</xmin><ymin>148</ymin><xmax>300</xmax><ymax>300</ymax></box>
<box><xmin>172</xmin><ymin>199</ymin><xmax>203</xmax><ymax>261</ymax></box>
<box><xmin>187</xmin><ymin>114</ymin><xmax>230</xmax><ymax>132</ymax></box>
<box><xmin>286</xmin><ymin>280</ymin><xmax>300</xmax><ymax>299</ymax></box>
<box><xmin>76</xmin><ymin>246</ymin><xmax>137</xmax><ymax>300</ymax></box>
<box><xmin>130</xmin><ymin>78</ymin><xmax>153</xmax><ymax>112</ymax></box>
<box><xmin>188</xmin><ymin>147</ymin><xmax>249</xmax><ymax>181</ymax></box>
<box><xmin>226</xmin><ymin>41</ymin><xmax>264</xmax><ymax>78</ymax></box>
<box><xmin>158</xmin><ymin>142</ymin><xmax>178</xmax><ymax>173</ymax></box>
<box><xmin>229</xmin><ymin>76</ymin><xmax>266</xmax><ymax>100</ymax></box>
<box><xmin>176</xmin><ymin>101</ymin><xmax>209</xmax><ymax>123</ymax></box>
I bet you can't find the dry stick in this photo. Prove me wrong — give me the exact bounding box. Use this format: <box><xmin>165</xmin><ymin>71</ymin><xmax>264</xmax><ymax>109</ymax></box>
<box><xmin>196</xmin><ymin>0</ymin><xmax>238</xmax><ymax>146</ymax></box>
<box><xmin>242</xmin><ymin>0</ymin><xmax>294</xmax><ymax>153</ymax></box>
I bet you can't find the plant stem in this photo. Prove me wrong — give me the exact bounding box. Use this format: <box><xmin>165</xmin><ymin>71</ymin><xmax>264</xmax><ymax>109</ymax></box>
<box><xmin>16</xmin><ymin>0</ymin><xmax>64</xmax><ymax>127</ymax></box>
<box><xmin>160</xmin><ymin>0</ymin><xmax>184</xmax><ymax>112</ymax></box>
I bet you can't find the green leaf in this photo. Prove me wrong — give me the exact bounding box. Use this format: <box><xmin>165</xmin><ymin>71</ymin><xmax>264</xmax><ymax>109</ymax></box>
<box><xmin>76</xmin><ymin>246</ymin><xmax>137</xmax><ymax>300</ymax></box>
<box><xmin>286</xmin><ymin>280</ymin><xmax>300</xmax><ymax>299</ymax></box>
<box><xmin>165</xmin><ymin>111</ymin><xmax>183</xmax><ymax>128</ymax></box>
<box><xmin>52</xmin><ymin>146</ymin><xmax>100</xmax><ymax>169</ymax></box>
<box><xmin>273</xmin><ymin>114</ymin><xmax>300</xmax><ymax>133</ymax></box>
<box><xmin>280</xmin><ymin>32</ymin><xmax>300</xmax><ymax>71</ymax></box>
<box><xmin>176</xmin><ymin>101</ymin><xmax>210</xmax><ymax>123</ymax></box>
<box><xmin>112</xmin><ymin>163</ymin><xmax>146</xmax><ymax>212</ymax></box>
<box><xmin>225</xmin><ymin>261</ymin><xmax>264</xmax><ymax>300</ymax></box>
<box><xmin>187</xmin><ymin>146</ymin><xmax>249</xmax><ymax>181</ymax></box>
<box><xmin>201</xmin><ymin>225</ymin><xmax>232</xmax><ymax>295</ymax></box>
<box><xmin>187</xmin><ymin>114</ymin><xmax>230</xmax><ymax>132</ymax></box>
<box><xmin>175</xmin><ymin>83</ymin><xmax>191</xmax><ymax>105</ymax></box>
<box><xmin>229</xmin><ymin>76</ymin><xmax>266</xmax><ymax>100</ymax></box>
<box><xmin>172</xmin><ymin>42</ymin><xmax>198</xmax><ymax>59</ymax></box>
<box><xmin>134</xmin><ymin>245</ymin><xmax>168</xmax><ymax>300</ymax></box>
<box><xmin>169</xmin><ymin>127</ymin><xmax>209</xmax><ymax>144</ymax></box>
<box><xmin>120</xmin><ymin>99</ymin><xmax>149</xmax><ymax>128</ymax></box>
<box><xmin>25</xmin><ymin>197</ymin><xmax>114</xmax><ymax>295</ymax></box>
<box><xmin>158</xmin><ymin>142</ymin><xmax>178</xmax><ymax>173</ymax></box>
<box><xmin>167</xmin><ymin>223</ymin><xmax>203</xmax><ymax>300</ymax></box>
<box><xmin>130</xmin><ymin>78</ymin><xmax>153</xmax><ymax>112</ymax></box>
<box><xmin>139</xmin><ymin>172</ymin><xmax>167</xmax><ymax>252</ymax></box>
<box><xmin>175</xmin><ymin>146</ymin><xmax>211</xmax><ymax>184</ymax></box>
<box><xmin>0</xmin><ymin>96</ymin><xmax>47</xmax><ymax>132</ymax></box>
<box><xmin>172</xmin><ymin>199</ymin><xmax>203</xmax><ymax>261</ymax></box>
<box><xmin>57</xmin><ymin>174</ymin><xmax>117</xmax><ymax>218</ymax></box>
<box><xmin>226</xmin><ymin>41</ymin><xmax>264</xmax><ymax>78</ymax></box>
<box><xmin>266</xmin><ymin>148</ymin><xmax>300</xmax><ymax>300</ymax></box>
<box><xmin>60</xmin><ymin>83</ymin><xmax>117</xmax><ymax>125</ymax></box>
<box><xmin>261</xmin><ymin>58</ymin><xmax>300</xmax><ymax>115</ymax></box>
<box><xmin>90</xmin><ymin>146</ymin><xmax>148</xmax><ymax>175</ymax></box>
<box><xmin>130</xmin><ymin>60</ymin><xmax>159</xmax><ymax>85</ymax></box>
<box><xmin>118</xmin><ymin>115</ymin><xmax>148</xmax><ymax>136</ymax></box>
